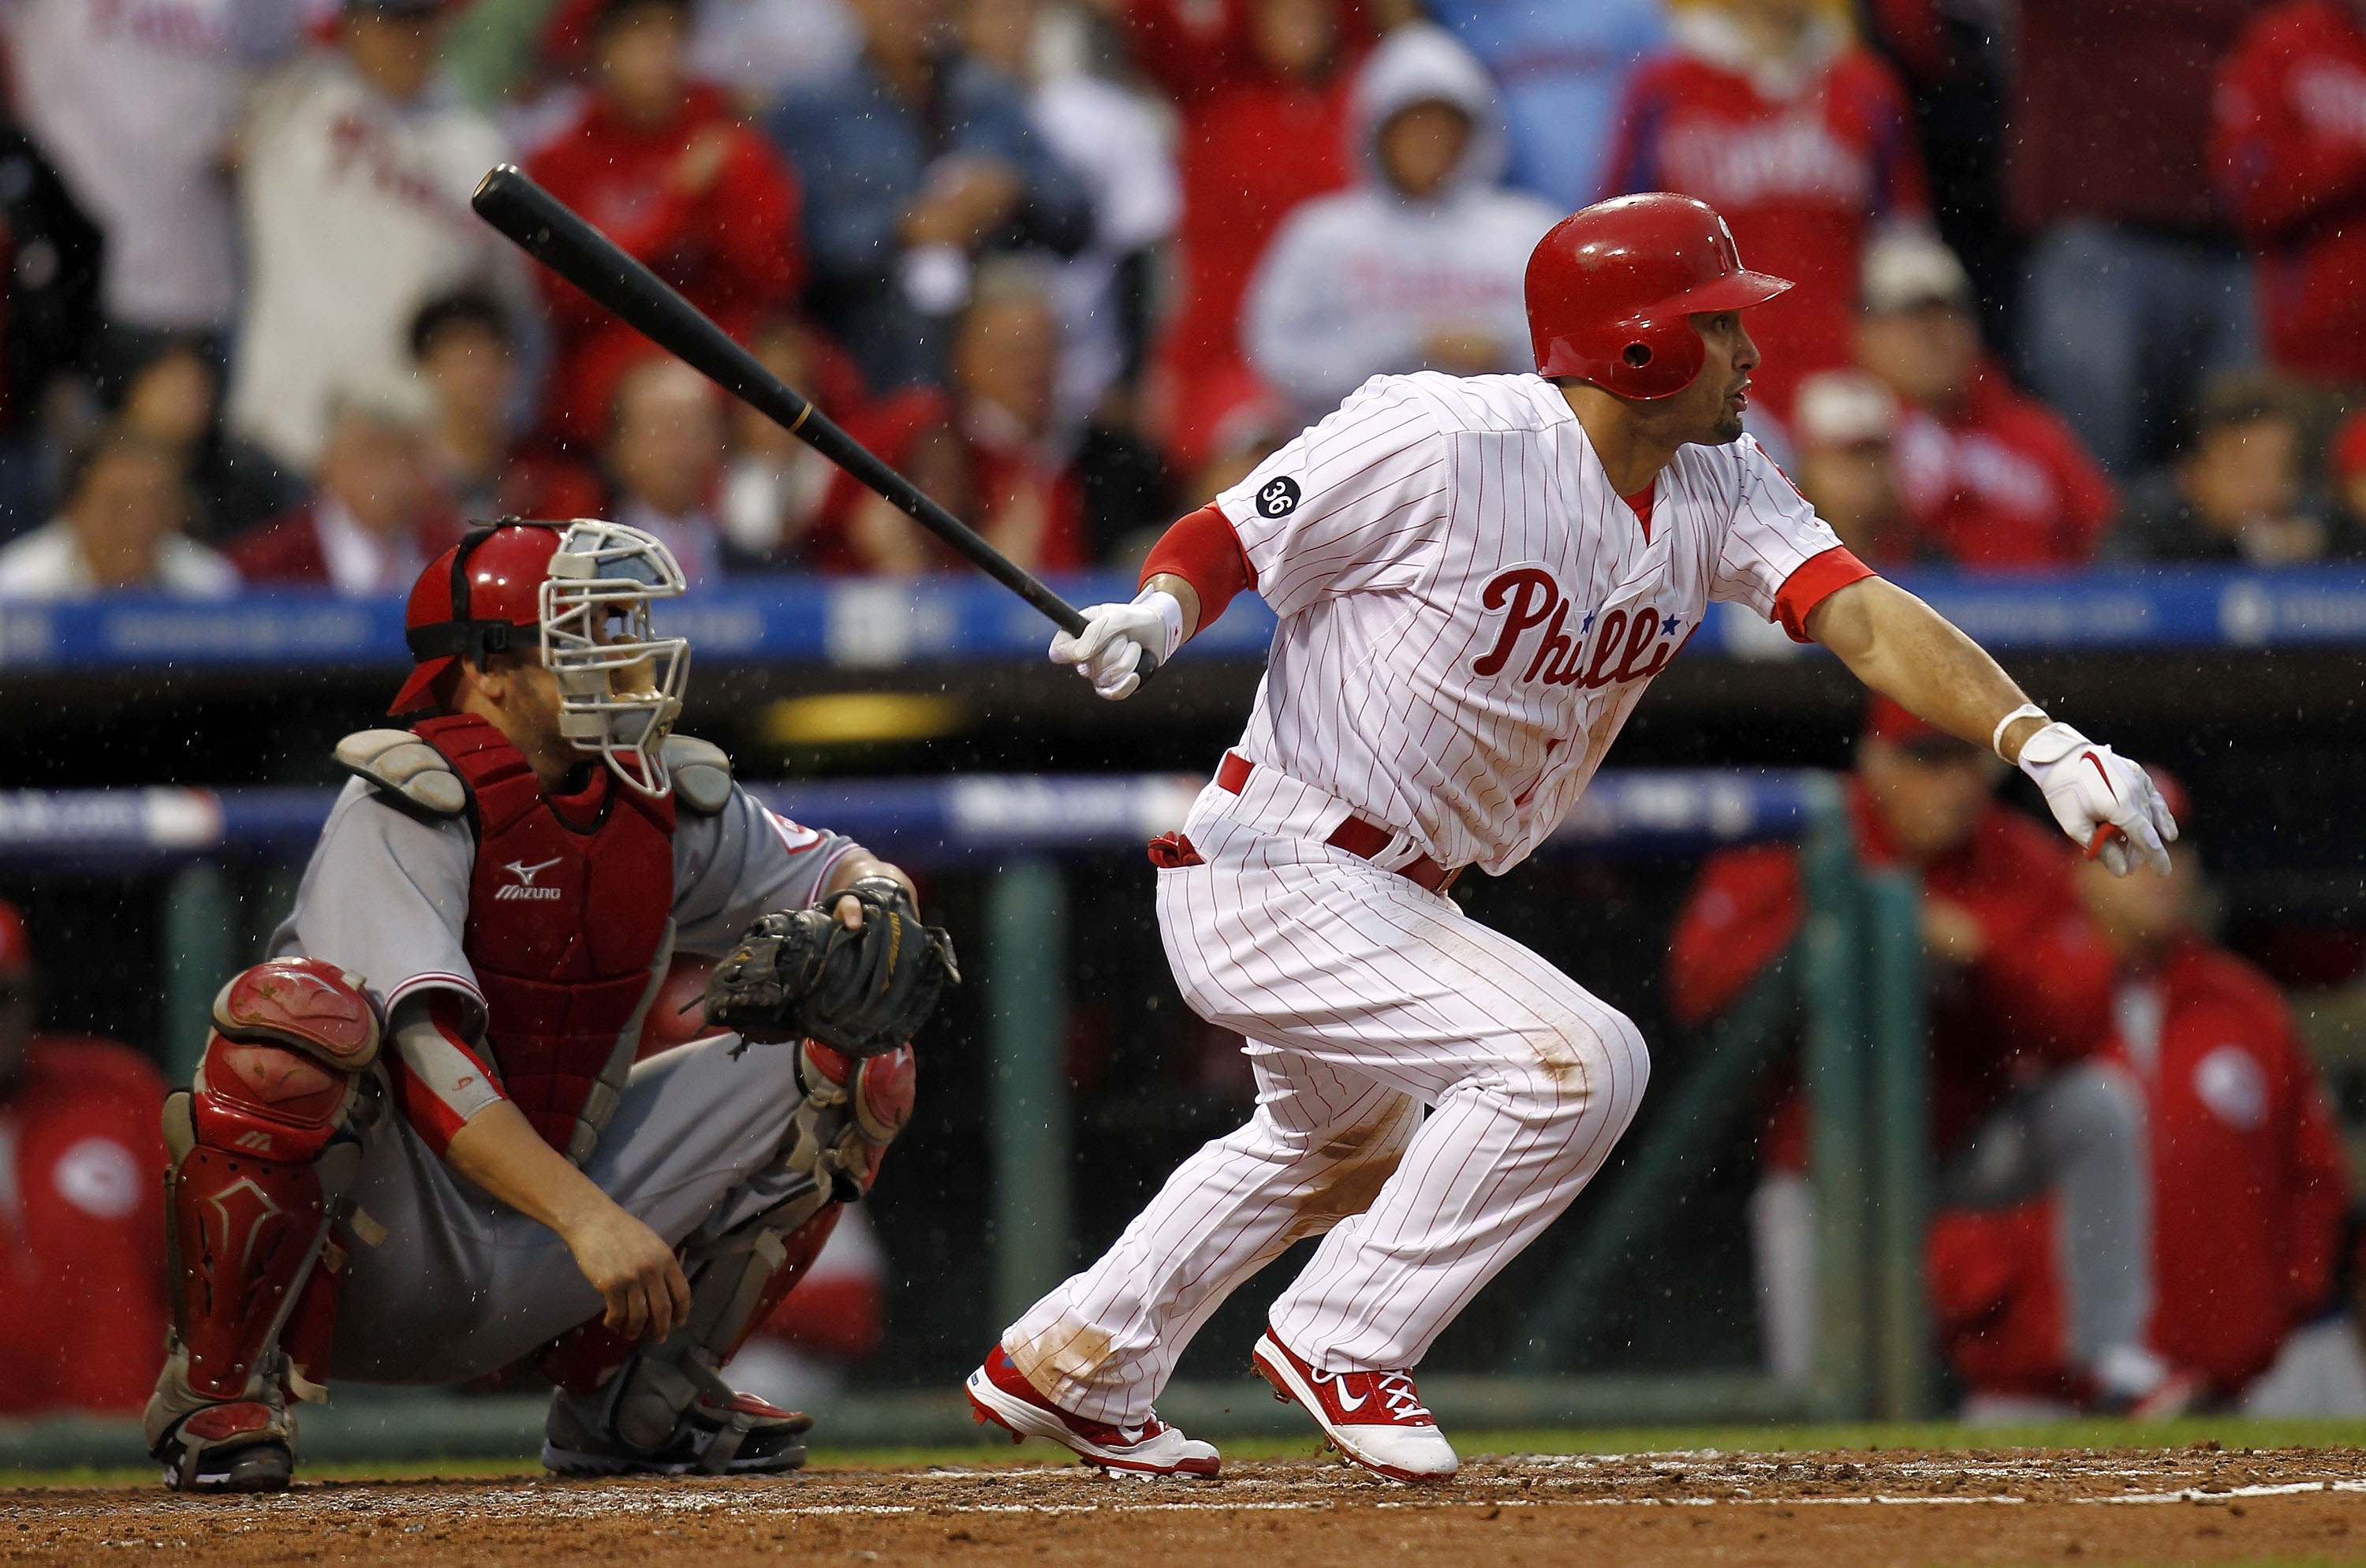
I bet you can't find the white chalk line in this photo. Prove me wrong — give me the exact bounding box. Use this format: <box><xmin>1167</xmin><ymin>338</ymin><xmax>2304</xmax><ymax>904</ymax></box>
<box><xmin>2081</xmin><ymin>1479</ymin><xmax>2366</xmax><ymax>1505</ymax></box>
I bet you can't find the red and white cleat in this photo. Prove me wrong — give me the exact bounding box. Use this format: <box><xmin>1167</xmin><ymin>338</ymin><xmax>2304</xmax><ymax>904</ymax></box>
<box><xmin>1252</xmin><ymin>1330</ymin><xmax>1458</xmax><ymax>1482</ymax></box>
<box><xmin>965</xmin><ymin>1345</ymin><xmax>1220</xmax><ymax>1477</ymax></box>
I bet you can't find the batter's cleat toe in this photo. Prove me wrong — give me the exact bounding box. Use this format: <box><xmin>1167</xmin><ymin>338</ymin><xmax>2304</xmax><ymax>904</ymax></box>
<box><xmin>1252</xmin><ymin>1331</ymin><xmax>1457</xmax><ymax>1483</ymax></box>
<box><xmin>155</xmin><ymin>1402</ymin><xmax>295</xmax><ymax>1493</ymax></box>
<box><xmin>542</xmin><ymin>1387</ymin><xmax>812</xmax><ymax>1477</ymax></box>
<box><xmin>965</xmin><ymin>1345</ymin><xmax>1219</xmax><ymax>1477</ymax></box>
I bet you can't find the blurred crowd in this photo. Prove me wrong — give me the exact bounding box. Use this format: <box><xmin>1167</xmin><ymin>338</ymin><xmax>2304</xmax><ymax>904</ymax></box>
<box><xmin>0</xmin><ymin>0</ymin><xmax>2356</xmax><ymax>599</ymax></box>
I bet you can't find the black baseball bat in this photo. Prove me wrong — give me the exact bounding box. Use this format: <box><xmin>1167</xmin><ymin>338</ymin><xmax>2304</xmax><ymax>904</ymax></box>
<box><xmin>468</xmin><ymin>163</ymin><xmax>1162</xmax><ymax>680</ymax></box>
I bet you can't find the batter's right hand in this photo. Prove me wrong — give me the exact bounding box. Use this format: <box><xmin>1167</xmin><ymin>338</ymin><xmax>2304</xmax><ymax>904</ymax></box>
<box><xmin>565</xmin><ymin>1205</ymin><xmax>693</xmax><ymax>1343</ymax></box>
<box><xmin>1050</xmin><ymin>590</ymin><xmax>1182</xmax><ymax>701</ymax></box>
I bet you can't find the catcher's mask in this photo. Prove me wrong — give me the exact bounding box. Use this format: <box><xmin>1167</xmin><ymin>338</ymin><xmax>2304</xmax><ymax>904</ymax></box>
<box><xmin>394</xmin><ymin>517</ymin><xmax>692</xmax><ymax>799</ymax></box>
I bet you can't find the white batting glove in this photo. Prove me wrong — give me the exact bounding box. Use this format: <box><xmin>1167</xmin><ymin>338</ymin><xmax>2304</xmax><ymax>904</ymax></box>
<box><xmin>1048</xmin><ymin>589</ymin><xmax>1182</xmax><ymax>701</ymax></box>
<box><xmin>2015</xmin><ymin>721</ymin><xmax>2178</xmax><ymax>876</ymax></box>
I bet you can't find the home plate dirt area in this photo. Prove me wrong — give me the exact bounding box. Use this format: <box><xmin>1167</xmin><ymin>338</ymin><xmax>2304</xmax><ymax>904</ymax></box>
<box><xmin>8</xmin><ymin>1446</ymin><xmax>2366</xmax><ymax>1567</ymax></box>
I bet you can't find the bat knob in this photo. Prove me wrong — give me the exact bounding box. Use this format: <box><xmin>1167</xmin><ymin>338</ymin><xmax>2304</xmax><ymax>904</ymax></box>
<box><xmin>1135</xmin><ymin>645</ymin><xmax>1162</xmax><ymax>685</ymax></box>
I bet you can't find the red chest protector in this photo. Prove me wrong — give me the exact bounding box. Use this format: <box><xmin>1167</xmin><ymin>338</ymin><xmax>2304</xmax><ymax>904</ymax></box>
<box><xmin>414</xmin><ymin>714</ymin><xmax>677</xmax><ymax>1163</ymax></box>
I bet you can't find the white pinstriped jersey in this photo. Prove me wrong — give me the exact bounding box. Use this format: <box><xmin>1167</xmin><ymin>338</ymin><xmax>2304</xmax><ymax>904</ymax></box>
<box><xmin>1213</xmin><ymin>371</ymin><xmax>1850</xmax><ymax>876</ymax></box>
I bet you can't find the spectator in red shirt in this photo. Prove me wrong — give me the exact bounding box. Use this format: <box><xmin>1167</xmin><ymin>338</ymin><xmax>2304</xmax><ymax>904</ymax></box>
<box><xmin>528</xmin><ymin>0</ymin><xmax>804</xmax><ymax>445</ymax></box>
<box><xmin>0</xmin><ymin>898</ymin><xmax>170</xmax><ymax>1414</ymax></box>
<box><xmin>845</xmin><ymin>260</ymin><xmax>1087</xmax><ymax>573</ymax></box>
<box><xmin>226</xmin><ymin>390</ymin><xmax>466</xmax><ymax>595</ymax></box>
<box><xmin>1853</xmin><ymin>231</ymin><xmax>2115</xmax><ymax>569</ymax></box>
<box><xmin>1603</xmin><ymin>0</ymin><xmax>1928</xmax><ymax>419</ymax></box>
<box><xmin>1129</xmin><ymin>0</ymin><xmax>1390</xmax><ymax>472</ymax></box>
<box><xmin>1929</xmin><ymin>778</ymin><xmax>2353</xmax><ymax>1412</ymax></box>
<box><xmin>718</xmin><ymin>316</ymin><xmax>948</xmax><ymax>569</ymax></box>
<box><xmin>2010</xmin><ymin>0</ymin><xmax>2271</xmax><ymax>476</ymax></box>
<box><xmin>1666</xmin><ymin>696</ymin><xmax>2182</xmax><ymax>1412</ymax></box>
<box><xmin>2212</xmin><ymin>0</ymin><xmax>2366</xmax><ymax>389</ymax></box>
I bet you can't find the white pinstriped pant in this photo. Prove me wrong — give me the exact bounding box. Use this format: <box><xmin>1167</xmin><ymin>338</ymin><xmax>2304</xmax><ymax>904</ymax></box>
<box><xmin>1002</xmin><ymin>790</ymin><xmax>1651</xmax><ymax>1426</ymax></box>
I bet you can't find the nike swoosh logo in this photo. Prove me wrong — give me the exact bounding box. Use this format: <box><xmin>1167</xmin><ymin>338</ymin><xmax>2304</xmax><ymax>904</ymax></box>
<box><xmin>1333</xmin><ymin>1385</ymin><xmax>1368</xmax><ymax>1413</ymax></box>
<box><xmin>2082</xmin><ymin>753</ymin><xmax>2117</xmax><ymax>798</ymax></box>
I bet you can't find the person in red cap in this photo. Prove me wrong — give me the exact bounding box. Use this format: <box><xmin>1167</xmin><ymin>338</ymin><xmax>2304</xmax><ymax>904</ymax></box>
<box><xmin>1669</xmin><ymin>695</ymin><xmax>2195</xmax><ymax>1414</ymax></box>
<box><xmin>140</xmin><ymin>517</ymin><xmax>935</xmax><ymax>1491</ymax></box>
<box><xmin>968</xmin><ymin>192</ymin><xmax>2174</xmax><ymax>1481</ymax></box>
<box><xmin>527</xmin><ymin>0</ymin><xmax>804</xmax><ymax>447</ymax></box>
<box><xmin>1928</xmin><ymin>769</ymin><xmax>2355</xmax><ymax>1413</ymax></box>
<box><xmin>0</xmin><ymin>901</ymin><xmax>170</xmax><ymax>1415</ymax></box>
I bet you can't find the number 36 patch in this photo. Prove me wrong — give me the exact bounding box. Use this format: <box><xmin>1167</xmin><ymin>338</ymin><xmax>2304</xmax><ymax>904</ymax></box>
<box><xmin>1255</xmin><ymin>476</ymin><xmax>1301</xmax><ymax>518</ymax></box>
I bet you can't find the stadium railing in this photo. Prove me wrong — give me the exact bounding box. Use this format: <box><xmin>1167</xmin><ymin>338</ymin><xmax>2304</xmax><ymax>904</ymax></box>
<box><xmin>0</xmin><ymin>766</ymin><xmax>1931</xmax><ymax>1462</ymax></box>
<box><xmin>0</xmin><ymin>562</ymin><xmax>2363</xmax><ymax>672</ymax></box>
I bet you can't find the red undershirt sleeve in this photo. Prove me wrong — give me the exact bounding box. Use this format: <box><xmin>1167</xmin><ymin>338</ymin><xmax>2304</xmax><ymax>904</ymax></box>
<box><xmin>1140</xmin><ymin>504</ymin><xmax>1256</xmax><ymax>632</ymax></box>
<box><xmin>1771</xmin><ymin>546</ymin><xmax>1878</xmax><ymax>643</ymax></box>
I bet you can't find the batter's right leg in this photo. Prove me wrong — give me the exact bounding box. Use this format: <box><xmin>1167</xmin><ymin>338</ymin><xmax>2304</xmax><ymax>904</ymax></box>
<box><xmin>143</xmin><ymin>961</ymin><xmax>381</xmax><ymax>1492</ymax></box>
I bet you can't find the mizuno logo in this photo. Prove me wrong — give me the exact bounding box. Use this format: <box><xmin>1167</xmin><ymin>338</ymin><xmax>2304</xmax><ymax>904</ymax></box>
<box><xmin>497</xmin><ymin>856</ymin><xmax>565</xmax><ymax>902</ymax></box>
<box><xmin>233</xmin><ymin>1131</ymin><xmax>274</xmax><ymax>1152</ymax></box>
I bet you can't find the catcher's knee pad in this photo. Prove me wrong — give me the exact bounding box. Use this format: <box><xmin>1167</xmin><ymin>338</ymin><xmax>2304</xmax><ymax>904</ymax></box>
<box><xmin>165</xmin><ymin>960</ymin><xmax>380</xmax><ymax>1404</ymax></box>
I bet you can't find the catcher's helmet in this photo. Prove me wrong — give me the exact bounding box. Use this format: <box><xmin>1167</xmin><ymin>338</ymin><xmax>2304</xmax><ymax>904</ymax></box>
<box><xmin>390</xmin><ymin>518</ymin><xmax>691</xmax><ymax>797</ymax></box>
<box><xmin>1524</xmin><ymin>192</ymin><xmax>1793</xmax><ymax>400</ymax></box>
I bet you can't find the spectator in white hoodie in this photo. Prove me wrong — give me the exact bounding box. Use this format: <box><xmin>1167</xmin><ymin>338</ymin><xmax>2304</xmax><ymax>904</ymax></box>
<box><xmin>1244</xmin><ymin>21</ymin><xmax>1560</xmax><ymax>428</ymax></box>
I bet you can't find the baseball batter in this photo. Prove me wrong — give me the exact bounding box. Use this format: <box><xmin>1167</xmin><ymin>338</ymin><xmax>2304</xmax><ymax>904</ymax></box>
<box><xmin>142</xmin><ymin>519</ymin><xmax>949</xmax><ymax>1491</ymax></box>
<box><xmin>963</xmin><ymin>192</ymin><xmax>2176</xmax><ymax>1481</ymax></box>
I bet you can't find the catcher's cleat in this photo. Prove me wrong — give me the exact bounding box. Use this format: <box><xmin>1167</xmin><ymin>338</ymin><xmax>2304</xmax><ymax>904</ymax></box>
<box><xmin>155</xmin><ymin>1402</ymin><xmax>295</xmax><ymax>1494</ymax></box>
<box><xmin>965</xmin><ymin>1345</ymin><xmax>1219</xmax><ymax>1477</ymax></box>
<box><xmin>541</xmin><ymin>1386</ymin><xmax>812</xmax><ymax>1477</ymax></box>
<box><xmin>1252</xmin><ymin>1331</ymin><xmax>1458</xmax><ymax>1483</ymax></box>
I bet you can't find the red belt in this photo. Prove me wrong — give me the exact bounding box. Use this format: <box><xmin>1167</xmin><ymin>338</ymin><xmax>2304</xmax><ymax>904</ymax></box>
<box><xmin>1215</xmin><ymin>752</ymin><xmax>1461</xmax><ymax>895</ymax></box>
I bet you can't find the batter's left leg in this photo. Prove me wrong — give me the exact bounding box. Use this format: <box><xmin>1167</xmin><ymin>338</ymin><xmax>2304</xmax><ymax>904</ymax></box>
<box><xmin>1262</xmin><ymin>973</ymin><xmax>1651</xmax><ymax>1372</ymax></box>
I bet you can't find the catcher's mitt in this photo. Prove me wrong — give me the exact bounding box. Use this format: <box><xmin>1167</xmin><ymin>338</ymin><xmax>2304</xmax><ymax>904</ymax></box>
<box><xmin>704</xmin><ymin>876</ymin><xmax>960</xmax><ymax>1058</ymax></box>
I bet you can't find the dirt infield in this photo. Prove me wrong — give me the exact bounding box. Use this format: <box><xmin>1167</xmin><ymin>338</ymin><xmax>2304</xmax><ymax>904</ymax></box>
<box><xmin>8</xmin><ymin>1443</ymin><xmax>2364</xmax><ymax>1567</ymax></box>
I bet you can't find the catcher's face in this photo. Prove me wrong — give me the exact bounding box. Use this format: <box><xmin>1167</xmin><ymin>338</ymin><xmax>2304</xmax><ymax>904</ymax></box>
<box><xmin>455</xmin><ymin>655</ymin><xmax>578</xmax><ymax>790</ymax></box>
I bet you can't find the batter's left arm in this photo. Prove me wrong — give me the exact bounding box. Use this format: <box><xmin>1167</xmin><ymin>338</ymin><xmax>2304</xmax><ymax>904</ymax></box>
<box><xmin>1804</xmin><ymin>577</ymin><xmax>2178</xmax><ymax>875</ymax></box>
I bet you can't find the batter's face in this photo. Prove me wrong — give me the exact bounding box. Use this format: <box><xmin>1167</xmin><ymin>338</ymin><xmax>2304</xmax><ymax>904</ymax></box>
<box><xmin>1661</xmin><ymin>312</ymin><xmax>1759</xmax><ymax>448</ymax></box>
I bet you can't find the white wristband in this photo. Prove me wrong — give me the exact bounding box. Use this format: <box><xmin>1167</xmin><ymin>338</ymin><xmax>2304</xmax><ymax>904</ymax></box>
<box><xmin>1132</xmin><ymin>588</ymin><xmax>1185</xmax><ymax>661</ymax></box>
<box><xmin>1991</xmin><ymin>702</ymin><xmax>2048</xmax><ymax>761</ymax></box>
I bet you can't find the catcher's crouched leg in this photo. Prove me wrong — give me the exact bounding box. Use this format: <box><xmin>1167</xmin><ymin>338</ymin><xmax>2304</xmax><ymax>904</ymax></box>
<box><xmin>539</xmin><ymin>1040</ymin><xmax>916</xmax><ymax>1477</ymax></box>
<box><xmin>144</xmin><ymin>960</ymin><xmax>381</xmax><ymax>1493</ymax></box>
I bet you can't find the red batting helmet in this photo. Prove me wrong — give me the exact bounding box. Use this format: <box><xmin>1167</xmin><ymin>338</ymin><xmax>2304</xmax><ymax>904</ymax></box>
<box><xmin>1525</xmin><ymin>193</ymin><xmax>1793</xmax><ymax>400</ymax></box>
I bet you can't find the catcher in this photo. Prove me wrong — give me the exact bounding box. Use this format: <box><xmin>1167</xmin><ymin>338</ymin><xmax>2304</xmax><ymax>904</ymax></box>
<box><xmin>141</xmin><ymin>518</ymin><xmax>957</xmax><ymax>1491</ymax></box>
